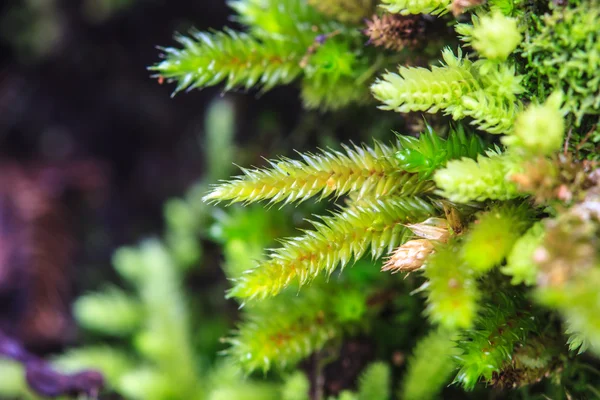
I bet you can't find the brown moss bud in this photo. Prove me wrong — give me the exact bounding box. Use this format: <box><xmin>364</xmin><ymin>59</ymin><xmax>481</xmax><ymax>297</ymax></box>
<box><xmin>382</xmin><ymin>239</ymin><xmax>435</xmax><ymax>273</ymax></box>
<box><xmin>364</xmin><ymin>14</ymin><xmax>425</xmax><ymax>51</ymax></box>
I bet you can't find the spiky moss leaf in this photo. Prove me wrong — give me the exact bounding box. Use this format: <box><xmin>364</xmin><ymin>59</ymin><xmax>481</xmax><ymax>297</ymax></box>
<box><xmin>536</xmin><ymin>268</ymin><xmax>600</xmax><ymax>356</ymax></box>
<box><xmin>357</xmin><ymin>362</ymin><xmax>391</xmax><ymax>400</ymax></box>
<box><xmin>565</xmin><ymin>323</ymin><xmax>589</xmax><ymax>355</ymax></box>
<box><xmin>401</xmin><ymin>329</ymin><xmax>459</xmax><ymax>400</ymax></box>
<box><xmin>229</xmin><ymin>197</ymin><xmax>437</xmax><ymax>300</ymax></box>
<box><xmin>225</xmin><ymin>289</ymin><xmax>337</xmax><ymax>372</ymax></box>
<box><xmin>395</xmin><ymin>124</ymin><xmax>486</xmax><ymax>179</ymax></box>
<box><xmin>454</xmin><ymin>293</ymin><xmax>538</xmax><ymax>390</ymax></box>
<box><xmin>151</xmin><ymin>28</ymin><xmax>304</xmax><ymax>94</ymax></box>
<box><xmin>229</xmin><ymin>0</ymin><xmax>333</xmax><ymax>43</ymax></box>
<box><xmin>462</xmin><ymin>203</ymin><xmax>533</xmax><ymax>273</ymax></box>
<box><xmin>53</xmin><ymin>347</ymin><xmax>135</xmax><ymax>389</ymax></box>
<box><xmin>204</xmin><ymin>141</ymin><xmax>433</xmax><ymax>206</ymax></box>
<box><xmin>380</xmin><ymin>0</ymin><xmax>451</xmax><ymax>15</ymax></box>
<box><xmin>424</xmin><ymin>242</ymin><xmax>481</xmax><ymax>329</ymax></box>
<box><xmin>503</xmin><ymin>91</ymin><xmax>565</xmax><ymax>156</ymax></box>
<box><xmin>74</xmin><ymin>286</ymin><xmax>143</xmax><ymax>336</ymax></box>
<box><xmin>501</xmin><ymin>222</ymin><xmax>545</xmax><ymax>285</ymax></box>
<box><xmin>307</xmin><ymin>0</ymin><xmax>376</xmax><ymax>23</ymax></box>
<box><xmin>451</xmin><ymin>89</ymin><xmax>520</xmax><ymax>134</ymax></box>
<box><xmin>372</xmin><ymin>49</ymin><xmax>521</xmax><ymax>134</ymax></box>
<box><xmin>434</xmin><ymin>149</ymin><xmax>523</xmax><ymax>203</ymax></box>
<box><xmin>448</xmin><ymin>63</ymin><xmax>524</xmax><ymax>134</ymax></box>
<box><xmin>372</xmin><ymin>48</ymin><xmax>479</xmax><ymax>114</ymax></box>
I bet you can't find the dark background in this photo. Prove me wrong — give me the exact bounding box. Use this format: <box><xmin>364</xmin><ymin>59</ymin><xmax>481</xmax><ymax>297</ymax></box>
<box><xmin>0</xmin><ymin>0</ymin><xmax>307</xmax><ymax>351</ymax></box>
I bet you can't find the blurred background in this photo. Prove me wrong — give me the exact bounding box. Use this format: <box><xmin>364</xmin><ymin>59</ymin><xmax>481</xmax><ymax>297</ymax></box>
<box><xmin>0</xmin><ymin>1</ymin><xmax>406</xmax><ymax>398</ymax></box>
<box><xmin>0</xmin><ymin>0</ymin><xmax>304</xmax><ymax>352</ymax></box>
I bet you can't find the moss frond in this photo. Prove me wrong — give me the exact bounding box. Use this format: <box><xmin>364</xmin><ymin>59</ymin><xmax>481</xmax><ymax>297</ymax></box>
<box><xmin>380</xmin><ymin>0</ymin><xmax>452</xmax><ymax>15</ymax></box>
<box><xmin>225</xmin><ymin>292</ymin><xmax>338</xmax><ymax>372</ymax></box>
<box><xmin>452</xmin><ymin>89</ymin><xmax>519</xmax><ymax>134</ymax></box>
<box><xmin>423</xmin><ymin>242</ymin><xmax>481</xmax><ymax>329</ymax></box>
<box><xmin>357</xmin><ymin>362</ymin><xmax>391</xmax><ymax>400</ymax></box>
<box><xmin>372</xmin><ymin>48</ymin><xmax>478</xmax><ymax>114</ymax></box>
<box><xmin>401</xmin><ymin>329</ymin><xmax>459</xmax><ymax>400</ymax></box>
<box><xmin>151</xmin><ymin>28</ymin><xmax>304</xmax><ymax>94</ymax></box>
<box><xmin>204</xmin><ymin>141</ymin><xmax>433</xmax><ymax>206</ymax></box>
<box><xmin>501</xmin><ymin>222</ymin><xmax>545</xmax><ymax>286</ymax></box>
<box><xmin>433</xmin><ymin>149</ymin><xmax>522</xmax><ymax>203</ymax></box>
<box><xmin>373</xmin><ymin>49</ymin><xmax>524</xmax><ymax>134</ymax></box>
<box><xmin>454</xmin><ymin>294</ymin><xmax>538</xmax><ymax>390</ymax></box>
<box><xmin>229</xmin><ymin>197</ymin><xmax>436</xmax><ymax>300</ymax></box>
<box><xmin>395</xmin><ymin>124</ymin><xmax>485</xmax><ymax>179</ymax></box>
<box><xmin>461</xmin><ymin>203</ymin><xmax>533</xmax><ymax>273</ymax></box>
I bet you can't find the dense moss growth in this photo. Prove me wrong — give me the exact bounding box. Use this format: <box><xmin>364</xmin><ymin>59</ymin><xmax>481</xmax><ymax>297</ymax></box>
<box><xmin>5</xmin><ymin>0</ymin><xmax>600</xmax><ymax>399</ymax></box>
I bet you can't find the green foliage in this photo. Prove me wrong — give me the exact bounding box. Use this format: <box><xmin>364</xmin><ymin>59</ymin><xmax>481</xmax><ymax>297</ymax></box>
<box><xmin>372</xmin><ymin>49</ymin><xmax>524</xmax><ymax>134</ymax></box>
<box><xmin>401</xmin><ymin>329</ymin><xmax>459</xmax><ymax>400</ymax></box>
<box><xmin>503</xmin><ymin>91</ymin><xmax>565</xmax><ymax>155</ymax></box>
<box><xmin>229</xmin><ymin>0</ymin><xmax>332</xmax><ymax>41</ymax></box>
<box><xmin>454</xmin><ymin>293</ymin><xmax>539</xmax><ymax>390</ymax></box>
<box><xmin>501</xmin><ymin>222</ymin><xmax>545</xmax><ymax>286</ymax></box>
<box><xmin>0</xmin><ymin>360</ymin><xmax>33</xmax><ymax>399</ymax></box>
<box><xmin>372</xmin><ymin>48</ymin><xmax>478</xmax><ymax>114</ymax></box>
<box><xmin>357</xmin><ymin>362</ymin><xmax>391</xmax><ymax>400</ymax></box>
<box><xmin>113</xmin><ymin>240</ymin><xmax>202</xmax><ymax>400</ymax></box>
<box><xmin>73</xmin><ymin>287</ymin><xmax>143</xmax><ymax>336</ymax></box>
<box><xmin>152</xmin><ymin>29</ymin><xmax>304</xmax><ymax>93</ymax></box>
<box><xmin>521</xmin><ymin>1</ymin><xmax>600</xmax><ymax>125</ymax></box>
<box><xmin>462</xmin><ymin>203</ymin><xmax>532</xmax><ymax>273</ymax></box>
<box><xmin>457</xmin><ymin>11</ymin><xmax>521</xmax><ymax>61</ymax></box>
<box><xmin>423</xmin><ymin>241</ymin><xmax>481</xmax><ymax>329</ymax></box>
<box><xmin>205</xmin><ymin>141</ymin><xmax>434</xmax><ymax>206</ymax></box>
<box><xmin>151</xmin><ymin>0</ymin><xmax>393</xmax><ymax>110</ymax></box>
<box><xmin>394</xmin><ymin>124</ymin><xmax>485</xmax><ymax>179</ymax></box>
<box><xmin>536</xmin><ymin>268</ymin><xmax>600</xmax><ymax>355</ymax></box>
<box><xmin>52</xmin><ymin>1</ymin><xmax>600</xmax><ymax>399</ymax></box>
<box><xmin>225</xmin><ymin>285</ymin><xmax>339</xmax><ymax>372</ymax></box>
<box><xmin>434</xmin><ymin>149</ymin><xmax>522</xmax><ymax>202</ymax></box>
<box><xmin>229</xmin><ymin>197</ymin><xmax>435</xmax><ymax>300</ymax></box>
<box><xmin>282</xmin><ymin>372</ymin><xmax>310</xmax><ymax>400</ymax></box>
<box><xmin>380</xmin><ymin>0</ymin><xmax>451</xmax><ymax>15</ymax></box>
